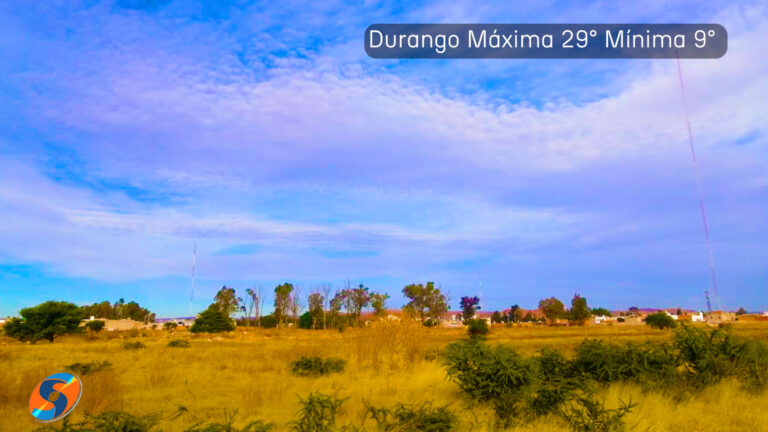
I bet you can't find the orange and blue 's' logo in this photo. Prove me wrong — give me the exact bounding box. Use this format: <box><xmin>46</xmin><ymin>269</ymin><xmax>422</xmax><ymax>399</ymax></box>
<box><xmin>28</xmin><ymin>372</ymin><xmax>83</xmax><ymax>422</ymax></box>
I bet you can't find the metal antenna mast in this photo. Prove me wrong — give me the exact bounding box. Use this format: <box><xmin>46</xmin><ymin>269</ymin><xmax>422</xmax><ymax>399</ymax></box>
<box><xmin>676</xmin><ymin>58</ymin><xmax>721</xmax><ymax>313</ymax></box>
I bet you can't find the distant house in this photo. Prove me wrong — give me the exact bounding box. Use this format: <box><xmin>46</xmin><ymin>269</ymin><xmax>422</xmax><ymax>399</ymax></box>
<box><xmin>706</xmin><ymin>311</ymin><xmax>735</xmax><ymax>323</ymax></box>
<box><xmin>690</xmin><ymin>312</ymin><xmax>705</xmax><ymax>322</ymax></box>
<box><xmin>593</xmin><ymin>315</ymin><xmax>616</xmax><ymax>324</ymax></box>
<box><xmin>155</xmin><ymin>317</ymin><xmax>196</xmax><ymax>327</ymax></box>
<box><xmin>0</xmin><ymin>318</ymin><xmax>6</xmax><ymax>325</ymax></box>
<box><xmin>82</xmin><ymin>317</ymin><xmax>149</xmax><ymax>331</ymax></box>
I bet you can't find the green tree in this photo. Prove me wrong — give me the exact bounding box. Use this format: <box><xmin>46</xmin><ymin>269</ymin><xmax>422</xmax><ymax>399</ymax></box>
<box><xmin>298</xmin><ymin>311</ymin><xmax>314</xmax><ymax>329</ymax></box>
<box><xmin>538</xmin><ymin>297</ymin><xmax>565</xmax><ymax>325</ymax></box>
<box><xmin>347</xmin><ymin>284</ymin><xmax>372</xmax><ymax>326</ymax></box>
<box><xmin>402</xmin><ymin>281</ymin><xmax>449</xmax><ymax>323</ymax></box>
<box><xmin>84</xmin><ymin>320</ymin><xmax>105</xmax><ymax>333</ymax></box>
<box><xmin>491</xmin><ymin>311</ymin><xmax>503</xmax><ymax>324</ymax></box>
<box><xmin>274</xmin><ymin>283</ymin><xmax>294</xmax><ymax>327</ymax></box>
<box><xmin>163</xmin><ymin>321</ymin><xmax>178</xmax><ymax>330</ymax></box>
<box><xmin>568</xmin><ymin>294</ymin><xmax>591</xmax><ymax>326</ymax></box>
<box><xmin>508</xmin><ymin>304</ymin><xmax>524</xmax><ymax>323</ymax></box>
<box><xmin>214</xmin><ymin>286</ymin><xmax>240</xmax><ymax>316</ymax></box>
<box><xmin>190</xmin><ymin>304</ymin><xmax>235</xmax><ymax>333</ymax></box>
<box><xmin>370</xmin><ymin>292</ymin><xmax>389</xmax><ymax>319</ymax></box>
<box><xmin>459</xmin><ymin>296</ymin><xmax>481</xmax><ymax>324</ymax></box>
<box><xmin>329</xmin><ymin>290</ymin><xmax>345</xmax><ymax>329</ymax></box>
<box><xmin>3</xmin><ymin>301</ymin><xmax>85</xmax><ymax>342</ymax></box>
<box><xmin>308</xmin><ymin>292</ymin><xmax>325</xmax><ymax>329</ymax></box>
<box><xmin>644</xmin><ymin>311</ymin><xmax>678</xmax><ymax>330</ymax></box>
<box><xmin>590</xmin><ymin>307</ymin><xmax>612</xmax><ymax>317</ymax></box>
<box><xmin>736</xmin><ymin>307</ymin><xmax>747</xmax><ymax>315</ymax></box>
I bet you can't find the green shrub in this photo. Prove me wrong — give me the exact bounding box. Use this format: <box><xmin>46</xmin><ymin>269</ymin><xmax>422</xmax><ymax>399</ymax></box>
<box><xmin>644</xmin><ymin>312</ymin><xmax>678</xmax><ymax>330</ymax></box>
<box><xmin>65</xmin><ymin>360</ymin><xmax>112</xmax><ymax>376</ymax></box>
<box><xmin>466</xmin><ymin>319</ymin><xmax>489</xmax><ymax>339</ymax></box>
<box><xmin>123</xmin><ymin>341</ymin><xmax>146</xmax><ymax>350</ymax></box>
<box><xmin>85</xmin><ymin>320</ymin><xmax>106</xmax><ymax>333</ymax></box>
<box><xmin>167</xmin><ymin>339</ymin><xmax>190</xmax><ymax>348</ymax></box>
<box><xmin>570</xmin><ymin>339</ymin><xmax>678</xmax><ymax>385</ymax></box>
<box><xmin>259</xmin><ymin>314</ymin><xmax>278</xmax><ymax>329</ymax></box>
<box><xmin>366</xmin><ymin>402</ymin><xmax>456</xmax><ymax>432</ymax></box>
<box><xmin>290</xmin><ymin>356</ymin><xmax>345</xmax><ymax>377</ymax></box>
<box><xmin>422</xmin><ymin>318</ymin><xmax>440</xmax><ymax>327</ymax></box>
<box><xmin>191</xmin><ymin>305</ymin><xmax>236</xmax><ymax>333</ymax></box>
<box><xmin>529</xmin><ymin>349</ymin><xmax>581</xmax><ymax>416</ymax></box>
<box><xmin>291</xmin><ymin>392</ymin><xmax>346</xmax><ymax>432</ymax></box>
<box><xmin>163</xmin><ymin>321</ymin><xmax>178</xmax><ymax>330</ymax></box>
<box><xmin>442</xmin><ymin>341</ymin><xmax>536</xmax><ymax>426</ymax></box>
<box><xmin>674</xmin><ymin>324</ymin><xmax>768</xmax><ymax>391</ymax></box>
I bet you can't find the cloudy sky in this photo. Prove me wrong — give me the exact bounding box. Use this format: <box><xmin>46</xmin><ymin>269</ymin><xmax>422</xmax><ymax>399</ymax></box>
<box><xmin>1</xmin><ymin>0</ymin><xmax>766</xmax><ymax>317</ymax></box>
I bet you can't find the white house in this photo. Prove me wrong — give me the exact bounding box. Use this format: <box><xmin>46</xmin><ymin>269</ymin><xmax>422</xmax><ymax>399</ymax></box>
<box><xmin>0</xmin><ymin>318</ymin><xmax>6</xmax><ymax>325</ymax></box>
<box><xmin>664</xmin><ymin>311</ymin><xmax>679</xmax><ymax>320</ymax></box>
<box><xmin>691</xmin><ymin>312</ymin><xmax>705</xmax><ymax>322</ymax></box>
<box><xmin>763</xmin><ymin>311</ymin><xmax>768</xmax><ymax>317</ymax></box>
<box><xmin>593</xmin><ymin>315</ymin><xmax>611</xmax><ymax>324</ymax></box>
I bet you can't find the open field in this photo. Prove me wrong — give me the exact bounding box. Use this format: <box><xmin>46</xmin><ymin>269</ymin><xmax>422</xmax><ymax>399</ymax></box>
<box><xmin>2</xmin><ymin>322</ymin><xmax>768</xmax><ymax>432</ymax></box>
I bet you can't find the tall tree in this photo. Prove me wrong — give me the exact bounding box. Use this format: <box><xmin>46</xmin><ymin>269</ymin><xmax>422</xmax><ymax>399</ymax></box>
<box><xmin>319</xmin><ymin>283</ymin><xmax>332</xmax><ymax>329</ymax></box>
<box><xmin>308</xmin><ymin>292</ymin><xmax>324</xmax><ymax>329</ymax></box>
<box><xmin>568</xmin><ymin>293</ymin><xmax>590</xmax><ymax>326</ymax></box>
<box><xmin>329</xmin><ymin>289</ymin><xmax>344</xmax><ymax>328</ymax></box>
<box><xmin>370</xmin><ymin>292</ymin><xmax>389</xmax><ymax>319</ymax></box>
<box><xmin>214</xmin><ymin>286</ymin><xmax>240</xmax><ymax>316</ymax></box>
<box><xmin>274</xmin><ymin>283</ymin><xmax>294</xmax><ymax>327</ymax></box>
<box><xmin>245</xmin><ymin>288</ymin><xmax>258</xmax><ymax>328</ymax></box>
<box><xmin>538</xmin><ymin>297</ymin><xmax>565</xmax><ymax>325</ymax></box>
<box><xmin>402</xmin><ymin>281</ymin><xmax>449</xmax><ymax>322</ymax></box>
<box><xmin>459</xmin><ymin>296</ymin><xmax>481</xmax><ymax>324</ymax></box>
<box><xmin>508</xmin><ymin>304</ymin><xmax>524</xmax><ymax>323</ymax></box>
<box><xmin>290</xmin><ymin>286</ymin><xmax>302</xmax><ymax>326</ymax></box>
<box><xmin>347</xmin><ymin>284</ymin><xmax>372</xmax><ymax>326</ymax></box>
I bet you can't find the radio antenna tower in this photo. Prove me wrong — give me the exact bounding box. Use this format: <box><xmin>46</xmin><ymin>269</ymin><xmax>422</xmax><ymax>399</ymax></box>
<box><xmin>676</xmin><ymin>58</ymin><xmax>721</xmax><ymax>313</ymax></box>
<box><xmin>189</xmin><ymin>242</ymin><xmax>196</xmax><ymax>317</ymax></box>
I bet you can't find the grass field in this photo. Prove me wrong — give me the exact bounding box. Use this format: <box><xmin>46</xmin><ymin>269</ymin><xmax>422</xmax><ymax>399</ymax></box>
<box><xmin>2</xmin><ymin>322</ymin><xmax>768</xmax><ymax>432</ymax></box>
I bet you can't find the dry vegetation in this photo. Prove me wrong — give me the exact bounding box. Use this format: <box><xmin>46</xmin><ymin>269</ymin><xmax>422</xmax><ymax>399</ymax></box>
<box><xmin>2</xmin><ymin>322</ymin><xmax>768</xmax><ymax>432</ymax></box>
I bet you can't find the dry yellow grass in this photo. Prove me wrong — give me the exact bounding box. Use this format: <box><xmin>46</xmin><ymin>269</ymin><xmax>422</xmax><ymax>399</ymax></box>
<box><xmin>1</xmin><ymin>321</ymin><xmax>767</xmax><ymax>432</ymax></box>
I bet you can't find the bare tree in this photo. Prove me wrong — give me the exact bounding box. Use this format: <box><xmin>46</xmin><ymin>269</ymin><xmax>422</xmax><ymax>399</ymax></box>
<box><xmin>254</xmin><ymin>286</ymin><xmax>263</xmax><ymax>327</ymax></box>
<box><xmin>245</xmin><ymin>287</ymin><xmax>261</xmax><ymax>328</ymax></box>
<box><xmin>320</xmin><ymin>283</ymin><xmax>332</xmax><ymax>329</ymax></box>
<box><xmin>290</xmin><ymin>286</ymin><xmax>302</xmax><ymax>326</ymax></box>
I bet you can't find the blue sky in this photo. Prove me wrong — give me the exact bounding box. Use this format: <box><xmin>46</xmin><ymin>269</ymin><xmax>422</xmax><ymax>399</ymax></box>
<box><xmin>1</xmin><ymin>0</ymin><xmax>767</xmax><ymax>317</ymax></box>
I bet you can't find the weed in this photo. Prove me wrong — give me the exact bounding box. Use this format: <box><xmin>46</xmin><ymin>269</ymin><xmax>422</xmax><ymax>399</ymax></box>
<box><xmin>184</xmin><ymin>410</ymin><xmax>273</xmax><ymax>432</ymax></box>
<box><xmin>291</xmin><ymin>392</ymin><xmax>347</xmax><ymax>432</ymax></box>
<box><xmin>559</xmin><ymin>396</ymin><xmax>636</xmax><ymax>432</ymax></box>
<box><xmin>366</xmin><ymin>402</ymin><xmax>456</xmax><ymax>432</ymax></box>
<box><xmin>31</xmin><ymin>411</ymin><xmax>160</xmax><ymax>432</ymax></box>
